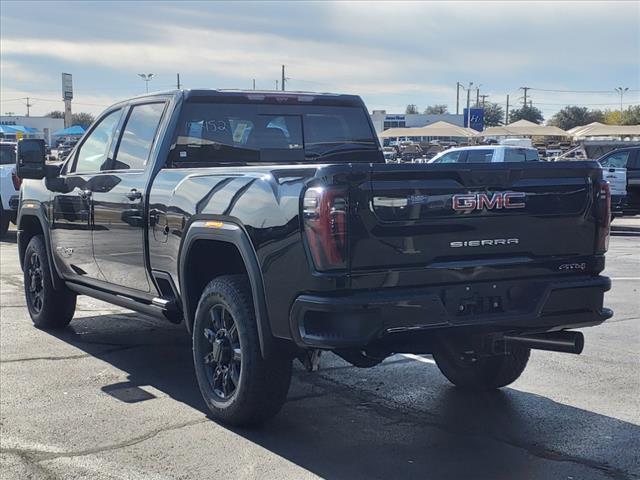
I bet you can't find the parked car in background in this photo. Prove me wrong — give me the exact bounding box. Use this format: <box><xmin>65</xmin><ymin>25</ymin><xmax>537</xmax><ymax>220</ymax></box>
<box><xmin>597</xmin><ymin>146</ymin><xmax>640</xmax><ymax>216</ymax></box>
<box><xmin>429</xmin><ymin>145</ymin><xmax>540</xmax><ymax>163</ymax></box>
<box><xmin>0</xmin><ymin>141</ymin><xmax>20</xmax><ymax>236</ymax></box>
<box><xmin>383</xmin><ymin>147</ymin><xmax>398</xmax><ymax>162</ymax></box>
<box><xmin>400</xmin><ymin>143</ymin><xmax>423</xmax><ymax>162</ymax></box>
<box><xmin>57</xmin><ymin>139</ymin><xmax>79</xmax><ymax>160</ymax></box>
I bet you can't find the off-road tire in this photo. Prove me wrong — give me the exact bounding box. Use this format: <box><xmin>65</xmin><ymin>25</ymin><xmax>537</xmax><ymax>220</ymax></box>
<box><xmin>23</xmin><ymin>235</ymin><xmax>76</xmax><ymax>329</ymax></box>
<box><xmin>193</xmin><ymin>275</ymin><xmax>292</xmax><ymax>426</ymax></box>
<box><xmin>433</xmin><ymin>344</ymin><xmax>530</xmax><ymax>390</ymax></box>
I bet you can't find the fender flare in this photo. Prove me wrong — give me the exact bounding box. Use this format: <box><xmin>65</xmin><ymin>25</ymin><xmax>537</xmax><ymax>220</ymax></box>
<box><xmin>178</xmin><ymin>219</ymin><xmax>274</xmax><ymax>358</ymax></box>
<box><xmin>17</xmin><ymin>203</ymin><xmax>64</xmax><ymax>290</ymax></box>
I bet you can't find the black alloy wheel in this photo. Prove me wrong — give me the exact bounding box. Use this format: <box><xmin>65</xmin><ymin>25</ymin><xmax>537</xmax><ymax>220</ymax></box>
<box><xmin>26</xmin><ymin>251</ymin><xmax>45</xmax><ymax>314</ymax></box>
<box><xmin>200</xmin><ymin>304</ymin><xmax>242</xmax><ymax>401</ymax></box>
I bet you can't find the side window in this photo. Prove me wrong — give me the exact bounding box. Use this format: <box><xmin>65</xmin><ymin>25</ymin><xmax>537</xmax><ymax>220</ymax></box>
<box><xmin>435</xmin><ymin>151</ymin><xmax>463</xmax><ymax>163</ymax></box>
<box><xmin>504</xmin><ymin>148</ymin><xmax>528</xmax><ymax>162</ymax></box>
<box><xmin>73</xmin><ymin>110</ymin><xmax>121</xmax><ymax>174</ymax></box>
<box><xmin>600</xmin><ymin>151</ymin><xmax>630</xmax><ymax>168</ymax></box>
<box><xmin>525</xmin><ymin>149</ymin><xmax>539</xmax><ymax>161</ymax></box>
<box><xmin>466</xmin><ymin>149</ymin><xmax>493</xmax><ymax>163</ymax></box>
<box><xmin>112</xmin><ymin>103</ymin><xmax>166</xmax><ymax>171</ymax></box>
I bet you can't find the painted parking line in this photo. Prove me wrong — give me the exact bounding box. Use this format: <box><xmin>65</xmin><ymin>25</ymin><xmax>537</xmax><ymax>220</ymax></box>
<box><xmin>401</xmin><ymin>353</ymin><xmax>436</xmax><ymax>365</ymax></box>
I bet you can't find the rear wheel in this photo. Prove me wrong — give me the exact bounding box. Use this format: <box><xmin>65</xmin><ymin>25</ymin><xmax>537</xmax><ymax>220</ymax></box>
<box><xmin>23</xmin><ymin>235</ymin><xmax>76</xmax><ymax>329</ymax></box>
<box><xmin>192</xmin><ymin>275</ymin><xmax>292</xmax><ymax>426</ymax></box>
<box><xmin>433</xmin><ymin>344</ymin><xmax>530</xmax><ymax>390</ymax></box>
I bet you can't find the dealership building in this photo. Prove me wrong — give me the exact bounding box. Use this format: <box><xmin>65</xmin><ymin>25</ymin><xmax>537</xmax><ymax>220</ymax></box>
<box><xmin>370</xmin><ymin>110</ymin><xmax>465</xmax><ymax>134</ymax></box>
<box><xmin>0</xmin><ymin>116</ymin><xmax>64</xmax><ymax>144</ymax></box>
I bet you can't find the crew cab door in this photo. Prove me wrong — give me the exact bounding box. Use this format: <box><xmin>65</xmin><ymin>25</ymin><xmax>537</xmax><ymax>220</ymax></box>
<box><xmin>91</xmin><ymin>101</ymin><xmax>167</xmax><ymax>293</ymax></box>
<box><xmin>51</xmin><ymin>108</ymin><xmax>123</xmax><ymax>282</ymax></box>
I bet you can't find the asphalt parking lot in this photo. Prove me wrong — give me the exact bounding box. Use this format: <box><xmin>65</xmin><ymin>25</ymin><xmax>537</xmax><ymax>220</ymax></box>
<box><xmin>1</xmin><ymin>220</ymin><xmax>638</xmax><ymax>480</ymax></box>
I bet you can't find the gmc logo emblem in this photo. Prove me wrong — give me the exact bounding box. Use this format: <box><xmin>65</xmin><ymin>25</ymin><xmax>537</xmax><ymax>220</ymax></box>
<box><xmin>452</xmin><ymin>192</ymin><xmax>526</xmax><ymax>211</ymax></box>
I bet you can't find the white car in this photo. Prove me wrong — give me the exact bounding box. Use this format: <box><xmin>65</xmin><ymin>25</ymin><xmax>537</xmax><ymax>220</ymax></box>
<box><xmin>428</xmin><ymin>145</ymin><xmax>540</xmax><ymax>164</ymax></box>
<box><xmin>0</xmin><ymin>142</ymin><xmax>20</xmax><ymax>237</ymax></box>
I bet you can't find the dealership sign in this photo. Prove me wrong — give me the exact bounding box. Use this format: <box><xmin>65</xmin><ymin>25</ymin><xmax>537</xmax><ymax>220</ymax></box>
<box><xmin>62</xmin><ymin>73</ymin><xmax>73</xmax><ymax>101</ymax></box>
<box><xmin>463</xmin><ymin>108</ymin><xmax>484</xmax><ymax>131</ymax></box>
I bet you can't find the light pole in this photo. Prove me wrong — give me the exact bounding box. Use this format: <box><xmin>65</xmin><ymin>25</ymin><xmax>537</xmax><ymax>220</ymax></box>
<box><xmin>138</xmin><ymin>73</ymin><xmax>155</xmax><ymax>93</ymax></box>
<box><xmin>614</xmin><ymin>87</ymin><xmax>629</xmax><ymax>118</ymax></box>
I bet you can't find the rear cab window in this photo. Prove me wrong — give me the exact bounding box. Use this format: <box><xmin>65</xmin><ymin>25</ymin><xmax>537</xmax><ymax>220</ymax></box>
<box><xmin>168</xmin><ymin>97</ymin><xmax>380</xmax><ymax>165</ymax></box>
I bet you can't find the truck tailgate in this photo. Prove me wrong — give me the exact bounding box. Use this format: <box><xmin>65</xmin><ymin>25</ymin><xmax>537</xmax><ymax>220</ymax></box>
<box><xmin>349</xmin><ymin>162</ymin><xmax>602</xmax><ymax>273</ymax></box>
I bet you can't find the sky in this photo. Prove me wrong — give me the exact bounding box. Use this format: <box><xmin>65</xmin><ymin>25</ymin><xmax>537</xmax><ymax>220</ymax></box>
<box><xmin>1</xmin><ymin>1</ymin><xmax>639</xmax><ymax>121</ymax></box>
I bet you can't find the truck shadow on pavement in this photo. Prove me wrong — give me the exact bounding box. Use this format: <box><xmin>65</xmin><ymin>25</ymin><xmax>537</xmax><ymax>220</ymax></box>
<box><xmin>47</xmin><ymin>312</ymin><xmax>638</xmax><ymax>480</ymax></box>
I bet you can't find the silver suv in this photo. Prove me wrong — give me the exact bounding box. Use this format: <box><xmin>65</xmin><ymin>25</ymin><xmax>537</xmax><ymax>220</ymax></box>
<box><xmin>429</xmin><ymin>145</ymin><xmax>540</xmax><ymax>163</ymax></box>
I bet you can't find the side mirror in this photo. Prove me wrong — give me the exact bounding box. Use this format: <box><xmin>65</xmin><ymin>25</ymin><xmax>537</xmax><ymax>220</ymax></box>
<box><xmin>16</xmin><ymin>139</ymin><xmax>59</xmax><ymax>180</ymax></box>
<box><xmin>16</xmin><ymin>139</ymin><xmax>46</xmax><ymax>179</ymax></box>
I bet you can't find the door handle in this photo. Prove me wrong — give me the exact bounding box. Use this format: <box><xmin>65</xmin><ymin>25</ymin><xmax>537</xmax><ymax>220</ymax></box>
<box><xmin>78</xmin><ymin>189</ymin><xmax>92</xmax><ymax>200</ymax></box>
<box><xmin>126</xmin><ymin>189</ymin><xmax>142</xmax><ymax>201</ymax></box>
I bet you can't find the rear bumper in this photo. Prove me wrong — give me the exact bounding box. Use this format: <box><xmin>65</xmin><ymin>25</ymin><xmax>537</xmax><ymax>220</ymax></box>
<box><xmin>290</xmin><ymin>275</ymin><xmax>612</xmax><ymax>349</ymax></box>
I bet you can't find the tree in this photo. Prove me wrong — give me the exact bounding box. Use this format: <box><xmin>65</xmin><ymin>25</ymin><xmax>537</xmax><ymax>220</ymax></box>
<box><xmin>45</xmin><ymin>111</ymin><xmax>95</xmax><ymax>128</ymax></box>
<box><xmin>478</xmin><ymin>102</ymin><xmax>504</xmax><ymax>127</ymax></box>
<box><xmin>548</xmin><ymin>106</ymin><xmax>603</xmax><ymax>130</ymax></box>
<box><xmin>508</xmin><ymin>105</ymin><xmax>544</xmax><ymax>124</ymax></box>
<box><xmin>72</xmin><ymin>112</ymin><xmax>95</xmax><ymax>129</ymax></box>
<box><xmin>424</xmin><ymin>104</ymin><xmax>448</xmax><ymax>114</ymax></box>
<box><xmin>405</xmin><ymin>104</ymin><xmax>419</xmax><ymax>114</ymax></box>
<box><xmin>603</xmin><ymin>106</ymin><xmax>640</xmax><ymax>125</ymax></box>
<box><xmin>622</xmin><ymin>105</ymin><xmax>640</xmax><ymax>125</ymax></box>
<box><xmin>45</xmin><ymin>111</ymin><xmax>65</xmax><ymax>119</ymax></box>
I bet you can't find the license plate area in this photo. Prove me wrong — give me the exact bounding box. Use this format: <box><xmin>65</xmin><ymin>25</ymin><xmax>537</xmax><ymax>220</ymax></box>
<box><xmin>442</xmin><ymin>280</ymin><xmax>545</xmax><ymax>321</ymax></box>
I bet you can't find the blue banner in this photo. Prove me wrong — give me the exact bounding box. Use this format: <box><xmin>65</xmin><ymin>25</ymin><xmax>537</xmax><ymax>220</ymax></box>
<box><xmin>463</xmin><ymin>108</ymin><xmax>484</xmax><ymax>132</ymax></box>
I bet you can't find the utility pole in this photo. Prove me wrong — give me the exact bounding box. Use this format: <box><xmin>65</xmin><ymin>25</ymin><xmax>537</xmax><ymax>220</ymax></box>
<box><xmin>521</xmin><ymin>86</ymin><xmax>530</xmax><ymax>107</ymax></box>
<box><xmin>252</xmin><ymin>79</ymin><xmax>256</xmax><ymax>90</ymax></box>
<box><xmin>476</xmin><ymin>86</ymin><xmax>480</xmax><ymax>106</ymax></box>
<box><xmin>281</xmin><ymin>65</ymin><xmax>286</xmax><ymax>91</ymax></box>
<box><xmin>275</xmin><ymin>80</ymin><xmax>278</xmax><ymax>90</ymax></box>
<box><xmin>466</xmin><ymin>82</ymin><xmax>473</xmax><ymax>128</ymax></box>
<box><xmin>480</xmin><ymin>94</ymin><xmax>489</xmax><ymax>107</ymax></box>
<box><xmin>505</xmin><ymin>94</ymin><xmax>510</xmax><ymax>124</ymax></box>
<box><xmin>176</xmin><ymin>73</ymin><xmax>181</xmax><ymax>89</ymax></box>
<box><xmin>456</xmin><ymin>82</ymin><xmax>461</xmax><ymax>115</ymax></box>
<box><xmin>25</xmin><ymin>97</ymin><xmax>33</xmax><ymax>117</ymax></box>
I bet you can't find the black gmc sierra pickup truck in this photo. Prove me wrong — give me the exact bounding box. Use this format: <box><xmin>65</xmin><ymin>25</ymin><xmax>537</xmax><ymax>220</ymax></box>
<box><xmin>16</xmin><ymin>90</ymin><xmax>612</xmax><ymax>426</ymax></box>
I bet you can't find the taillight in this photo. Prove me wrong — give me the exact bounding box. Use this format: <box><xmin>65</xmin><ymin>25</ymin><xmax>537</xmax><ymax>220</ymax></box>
<box><xmin>302</xmin><ymin>187</ymin><xmax>348</xmax><ymax>271</ymax></box>
<box><xmin>596</xmin><ymin>181</ymin><xmax>611</xmax><ymax>254</ymax></box>
<box><xmin>11</xmin><ymin>170</ymin><xmax>22</xmax><ymax>190</ymax></box>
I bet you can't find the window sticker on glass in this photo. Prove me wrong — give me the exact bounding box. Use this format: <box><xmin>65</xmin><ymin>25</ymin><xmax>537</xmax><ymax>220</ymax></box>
<box><xmin>232</xmin><ymin>121</ymin><xmax>252</xmax><ymax>143</ymax></box>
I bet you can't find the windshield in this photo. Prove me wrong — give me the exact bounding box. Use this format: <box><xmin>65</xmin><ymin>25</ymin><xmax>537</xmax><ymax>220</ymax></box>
<box><xmin>168</xmin><ymin>102</ymin><xmax>380</xmax><ymax>165</ymax></box>
<box><xmin>0</xmin><ymin>144</ymin><xmax>16</xmax><ymax>165</ymax></box>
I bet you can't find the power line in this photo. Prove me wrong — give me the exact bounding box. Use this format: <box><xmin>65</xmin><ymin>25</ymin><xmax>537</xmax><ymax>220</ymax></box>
<box><xmin>0</xmin><ymin>97</ymin><xmax>29</xmax><ymax>103</ymax></box>
<box><xmin>530</xmin><ymin>101</ymin><xmax>639</xmax><ymax>106</ymax></box>
<box><xmin>529</xmin><ymin>87</ymin><xmax>640</xmax><ymax>94</ymax></box>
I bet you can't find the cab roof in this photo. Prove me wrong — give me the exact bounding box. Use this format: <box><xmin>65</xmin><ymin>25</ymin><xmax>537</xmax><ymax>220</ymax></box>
<box><xmin>122</xmin><ymin>89</ymin><xmax>365</xmax><ymax>108</ymax></box>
